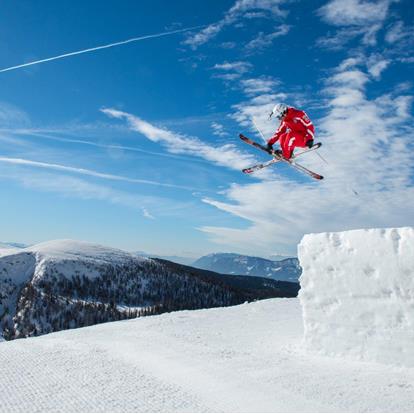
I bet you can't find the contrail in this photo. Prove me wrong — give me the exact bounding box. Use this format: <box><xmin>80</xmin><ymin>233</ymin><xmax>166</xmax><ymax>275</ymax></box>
<box><xmin>0</xmin><ymin>156</ymin><xmax>197</xmax><ymax>191</ymax></box>
<box><xmin>0</xmin><ymin>25</ymin><xmax>204</xmax><ymax>73</ymax></box>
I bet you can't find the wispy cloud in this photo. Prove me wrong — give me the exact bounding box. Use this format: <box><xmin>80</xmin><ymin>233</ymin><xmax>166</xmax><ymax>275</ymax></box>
<box><xmin>229</xmin><ymin>76</ymin><xmax>286</xmax><ymax>142</ymax></box>
<box><xmin>316</xmin><ymin>25</ymin><xmax>382</xmax><ymax>49</ymax></box>
<box><xmin>211</xmin><ymin>122</ymin><xmax>229</xmax><ymax>137</ymax></box>
<box><xmin>1</xmin><ymin>127</ymin><xmax>214</xmax><ymax>165</ymax></box>
<box><xmin>101</xmin><ymin>108</ymin><xmax>258</xmax><ymax>171</ymax></box>
<box><xmin>316</xmin><ymin>0</ymin><xmax>394</xmax><ymax>49</ymax></box>
<box><xmin>184</xmin><ymin>0</ymin><xmax>289</xmax><ymax>49</ymax></box>
<box><xmin>385</xmin><ymin>20</ymin><xmax>414</xmax><ymax>43</ymax></box>
<box><xmin>212</xmin><ymin>61</ymin><xmax>253</xmax><ymax>80</ymax></box>
<box><xmin>366</xmin><ymin>54</ymin><xmax>391</xmax><ymax>79</ymax></box>
<box><xmin>318</xmin><ymin>0</ymin><xmax>391</xmax><ymax>26</ymax></box>
<box><xmin>240</xmin><ymin>77</ymin><xmax>280</xmax><ymax>96</ymax></box>
<box><xmin>0</xmin><ymin>168</ymin><xmax>190</xmax><ymax>220</ymax></box>
<box><xmin>142</xmin><ymin>207</ymin><xmax>155</xmax><ymax>220</ymax></box>
<box><xmin>213</xmin><ymin>61</ymin><xmax>252</xmax><ymax>73</ymax></box>
<box><xmin>245</xmin><ymin>25</ymin><xmax>291</xmax><ymax>53</ymax></box>
<box><xmin>0</xmin><ymin>102</ymin><xmax>30</xmax><ymax>127</ymax></box>
<box><xmin>0</xmin><ymin>26</ymin><xmax>205</xmax><ymax>73</ymax></box>
<box><xmin>198</xmin><ymin>57</ymin><xmax>414</xmax><ymax>255</ymax></box>
<box><xmin>384</xmin><ymin>20</ymin><xmax>414</xmax><ymax>58</ymax></box>
<box><xmin>0</xmin><ymin>156</ymin><xmax>197</xmax><ymax>191</ymax></box>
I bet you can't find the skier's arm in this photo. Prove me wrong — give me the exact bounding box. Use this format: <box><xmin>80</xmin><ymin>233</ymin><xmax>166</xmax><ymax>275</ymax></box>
<box><xmin>267</xmin><ymin>121</ymin><xmax>287</xmax><ymax>146</ymax></box>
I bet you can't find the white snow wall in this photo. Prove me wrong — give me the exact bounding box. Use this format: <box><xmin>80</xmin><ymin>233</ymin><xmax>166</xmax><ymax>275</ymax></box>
<box><xmin>298</xmin><ymin>227</ymin><xmax>414</xmax><ymax>367</ymax></box>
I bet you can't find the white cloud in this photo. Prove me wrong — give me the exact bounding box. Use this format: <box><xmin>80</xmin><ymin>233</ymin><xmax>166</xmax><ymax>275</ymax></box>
<box><xmin>366</xmin><ymin>54</ymin><xmax>390</xmax><ymax>79</ymax></box>
<box><xmin>213</xmin><ymin>61</ymin><xmax>252</xmax><ymax>73</ymax></box>
<box><xmin>245</xmin><ymin>25</ymin><xmax>291</xmax><ymax>53</ymax></box>
<box><xmin>186</xmin><ymin>23</ymin><xmax>224</xmax><ymax>50</ymax></box>
<box><xmin>211</xmin><ymin>122</ymin><xmax>229</xmax><ymax>137</ymax></box>
<box><xmin>212</xmin><ymin>61</ymin><xmax>253</xmax><ymax>80</ymax></box>
<box><xmin>385</xmin><ymin>20</ymin><xmax>414</xmax><ymax>43</ymax></box>
<box><xmin>198</xmin><ymin>57</ymin><xmax>414</xmax><ymax>256</ymax></box>
<box><xmin>361</xmin><ymin>23</ymin><xmax>383</xmax><ymax>46</ymax></box>
<box><xmin>228</xmin><ymin>76</ymin><xmax>287</xmax><ymax>143</ymax></box>
<box><xmin>316</xmin><ymin>0</ymin><xmax>394</xmax><ymax>48</ymax></box>
<box><xmin>318</xmin><ymin>0</ymin><xmax>391</xmax><ymax>27</ymax></box>
<box><xmin>101</xmin><ymin>108</ymin><xmax>259</xmax><ymax>171</ymax></box>
<box><xmin>142</xmin><ymin>207</ymin><xmax>155</xmax><ymax>220</ymax></box>
<box><xmin>212</xmin><ymin>73</ymin><xmax>242</xmax><ymax>81</ymax></box>
<box><xmin>317</xmin><ymin>23</ymin><xmax>385</xmax><ymax>49</ymax></box>
<box><xmin>240</xmin><ymin>77</ymin><xmax>280</xmax><ymax>96</ymax></box>
<box><xmin>399</xmin><ymin>57</ymin><xmax>414</xmax><ymax>64</ymax></box>
<box><xmin>184</xmin><ymin>0</ymin><xmax>289</xmax><ymax>49</ymax></box>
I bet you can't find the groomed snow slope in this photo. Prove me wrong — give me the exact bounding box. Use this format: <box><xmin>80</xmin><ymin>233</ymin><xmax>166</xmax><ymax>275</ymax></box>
<box><xmin>299</xmin><ymin>227</ymin><xmax>414</xmax><ymax>367</ymax></box>
<box><xmin>1</xmin><ymin>298</ymin><xmax>414</xmax><ymax>412</ymax></box>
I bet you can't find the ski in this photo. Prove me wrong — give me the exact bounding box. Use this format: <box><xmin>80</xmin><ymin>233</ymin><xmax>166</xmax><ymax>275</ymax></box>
<box><xmin>242</xmin><ymin>158</ymin><xmax>280</xmax><ymax>174</ymax></box>
<box><xmin>242</xmin><ymin>142</ymin><xmax>322</xmax><ymax>174</ymax></box>
<box><xmin>240</xmin><ymin>134</ymin><xmax>272</xmax><ymax>155</ymax></box>
<box><xmin>239</xmin><ymin>134</ymin><xmax>324</xmax><ymax>180</ymax></box>
<box><xmin>288</xmin><ymin>159</ymin><xmax>324</xmax><ymax>180</ymax></box>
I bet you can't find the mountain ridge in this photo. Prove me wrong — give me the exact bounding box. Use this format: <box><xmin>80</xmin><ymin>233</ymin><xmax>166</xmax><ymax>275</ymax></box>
<box><xmin>0</xmin><ymin>239</ymin><xmax>298</xmax><ymax>341</ymax></box>
<box><xmin>192</xmin><ymin>252</ymin><xmax>301</xmax><ymax>282</ymax></box>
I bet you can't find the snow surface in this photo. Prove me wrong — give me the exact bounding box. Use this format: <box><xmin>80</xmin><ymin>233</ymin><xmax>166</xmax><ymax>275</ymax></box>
<box><xmin>1</xmin><ymin>298</ymin><xmax>414</xmax><ymax>412</ymax></box>
<box><xmin>299</xmin><ymin>227</ymin><xmax>414</xmax><ymax>367</ymax></box>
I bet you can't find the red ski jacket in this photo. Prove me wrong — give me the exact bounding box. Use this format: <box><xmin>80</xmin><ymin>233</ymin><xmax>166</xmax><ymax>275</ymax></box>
<box><xmin>267</xmin><ymin>107</ymin><xmax>315</xmax><ymax>146</ymax></box>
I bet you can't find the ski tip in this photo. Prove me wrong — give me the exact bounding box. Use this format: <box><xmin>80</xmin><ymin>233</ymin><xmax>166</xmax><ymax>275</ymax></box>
<box><xmin>242</xmin><ymin>168</ymin><xmax>253</xmax><ymax>174</ymax></box>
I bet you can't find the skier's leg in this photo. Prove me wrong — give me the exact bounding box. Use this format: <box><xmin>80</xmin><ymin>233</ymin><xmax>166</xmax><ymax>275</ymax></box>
<box><xmin>281</xmin><ymin>132</ymin><xmax>295</xmax><ymax>159</ymax></box>
<box><xmin>295</xmin><ymin>134</ymin><xmax>313</xmax><ymax>149</ymax></box>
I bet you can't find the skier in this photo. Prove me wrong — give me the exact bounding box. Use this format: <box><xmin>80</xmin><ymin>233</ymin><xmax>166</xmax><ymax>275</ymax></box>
<box><xmin>266</xmin><ymin>103</ymin><xmax>315</xmax><ymax>160</ymax></box>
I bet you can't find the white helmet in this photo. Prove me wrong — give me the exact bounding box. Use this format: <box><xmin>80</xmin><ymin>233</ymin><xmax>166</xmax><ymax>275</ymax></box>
<box><xmin>270</xmin><ymin>103</ymin><xmax>288</xmax><ymax>120</ymax></box>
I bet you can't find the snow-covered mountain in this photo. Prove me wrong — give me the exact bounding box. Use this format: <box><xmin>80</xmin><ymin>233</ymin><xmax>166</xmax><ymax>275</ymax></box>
<box><xmin>0</xmin><ymin>240</ymin><xmax>298</xmax><ymax>341</ymax></box>
<box><xmin>192</xmin><ymin>253</ymin><xmax>301</xmax><ymax>282</ymax></box>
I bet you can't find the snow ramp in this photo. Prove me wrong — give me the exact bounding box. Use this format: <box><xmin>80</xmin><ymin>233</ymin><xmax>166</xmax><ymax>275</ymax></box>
<box><xmin>298</xmin><ymin>227</ymin><xmax>414</xmax><ymax>367</ymax></box>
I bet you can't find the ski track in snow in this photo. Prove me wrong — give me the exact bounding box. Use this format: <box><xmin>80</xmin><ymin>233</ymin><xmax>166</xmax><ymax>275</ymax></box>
<box><xmin>1</xmin><ymin>298</ymin><xmax>414</xmax><ymax>412</ymax></box>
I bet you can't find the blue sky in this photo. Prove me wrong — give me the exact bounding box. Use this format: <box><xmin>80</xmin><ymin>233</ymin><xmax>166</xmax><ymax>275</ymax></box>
<box><xmin>0</xmin><ymin>0</ymin><xmax>413</xmax><ymax>258</ymax></box>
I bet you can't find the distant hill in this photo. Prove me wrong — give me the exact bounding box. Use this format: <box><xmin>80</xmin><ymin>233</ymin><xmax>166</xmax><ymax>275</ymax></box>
<box><xmin>154</xmin><ymin>259</ymin><xmax>299</xmax><ymax>300</ymax></box>
<box><xmin>0</xmin><ymin>242</ymin><xmax>28</xmax><ymax>249</ymax></box>
<box><xmin>0</xmin><ymin>240</ymin><xmax>298</xmax><ymax>341</ymax></box>
<box><xmin>192</xmin><ymin>253</ymin><xmax>301</xmax><ymax>282</ymax></box>
<box><xmin>133</xmin><ymin>251</ymin><xmax>196</xmax><ymax>266</ymax></box>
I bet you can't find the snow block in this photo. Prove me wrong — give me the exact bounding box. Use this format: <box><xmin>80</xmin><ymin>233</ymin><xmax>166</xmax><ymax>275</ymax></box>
<box><xmin>298</xmin><ymin>227</ymin><xmax>414</xmax><ymax>367</ymax></box>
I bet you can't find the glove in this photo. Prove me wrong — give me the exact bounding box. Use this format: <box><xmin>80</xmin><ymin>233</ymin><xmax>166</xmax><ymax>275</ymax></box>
<box><xmin>266</xmin><ymin>143</ymin><xmax>273</xmax><ymax>152</ymax></box>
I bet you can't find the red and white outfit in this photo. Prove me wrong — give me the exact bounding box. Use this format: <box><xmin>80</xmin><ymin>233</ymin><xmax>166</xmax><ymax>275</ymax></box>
<box><xmin>267</xmin><ymin>107</ymin><xmax>315</xmax><ymax>159</ymax></box>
